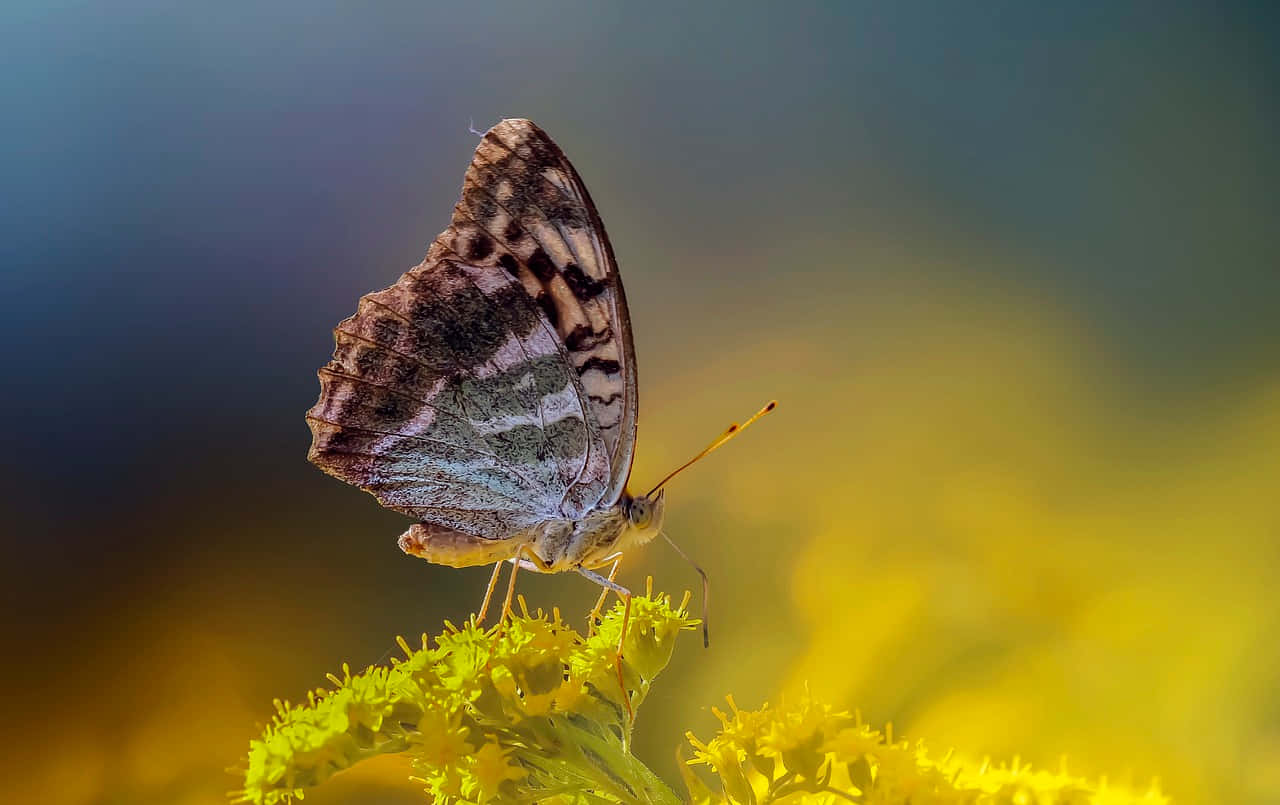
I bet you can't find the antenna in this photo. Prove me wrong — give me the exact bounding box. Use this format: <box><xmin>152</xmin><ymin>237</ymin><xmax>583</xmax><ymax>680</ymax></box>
<box><xmin>644</xmin><ymin>400</ymin><xmax>777</xmax><ymax>499</ymax></box>
<box><xmin>661</xmin><ymin>531</ymin><xmax>711</xmax><ymax>647</ymax></box>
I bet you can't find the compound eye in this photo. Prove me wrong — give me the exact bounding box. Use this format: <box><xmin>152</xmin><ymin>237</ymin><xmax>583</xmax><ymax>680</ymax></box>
<box><xmin>630</xmin><ymin>499</ymin><xmax>651</xmax><ymax>528</ymax></box>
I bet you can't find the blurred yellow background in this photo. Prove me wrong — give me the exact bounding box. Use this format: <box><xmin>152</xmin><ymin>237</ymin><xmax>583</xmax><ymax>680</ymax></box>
<box><xmin>3</xmin><ymin>4</ymin><xmax>1276</xmax><ymax>804</ymax></box>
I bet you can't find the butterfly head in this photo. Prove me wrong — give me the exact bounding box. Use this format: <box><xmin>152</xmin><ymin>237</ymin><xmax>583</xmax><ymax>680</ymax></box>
<box><xmin>622</xmin><ymin>488</ymin><xmax>666</xmax><ymax>545</ymax></box>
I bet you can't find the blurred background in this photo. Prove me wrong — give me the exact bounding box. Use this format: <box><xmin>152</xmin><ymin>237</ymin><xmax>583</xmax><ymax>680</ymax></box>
<box><xmin>3</xmin><ymin>2</ymin><xmax>1278</xmax><ymax>803</ymax></box>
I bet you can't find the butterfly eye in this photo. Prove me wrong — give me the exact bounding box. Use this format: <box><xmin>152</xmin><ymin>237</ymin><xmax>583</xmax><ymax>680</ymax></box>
<box><xmin>628</xmin><ymin>498</ymin><xmax>652</xmax><ymax>529</ymax></box>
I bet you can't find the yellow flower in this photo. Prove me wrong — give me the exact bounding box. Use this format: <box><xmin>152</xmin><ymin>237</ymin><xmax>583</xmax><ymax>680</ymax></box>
<box><xmin>488</xmin><ymin>663</ymin><xmax>519</xmax><ymax>700</ymax></box>
<box><xmin>552</xmin><ymin>675</ymin><xmax>591</xmax><ymax>713</ymax></box>
<box><xmin>411</xmin><ymin>710</ymin><xmax>472</xmax><ymax>771</ymax></box>
<box><xmin>686</xmin><ymin>731</ymin><xmax>755</xmax><ymax>804</ymax></box>
<box><xmin>237</xmin><ymin>590</ymin><xmax>696</xmax><ymax>805</ymax></box>
<box><xmin>865</xmin><ymin>741</ymin><xmax>926</xmax><ymax>800</ymax></box>
<box><xmin>711</xmin><ymin>695</ymin><xmax>775</xmax><ymax>759</ymax></box>
<box><xmin>237</xmin><ymin>591</ymin><xmax>1163</xmax><ymax>805</ymax></box>
<box><xmin>417</xmin><ymin>766</ymin><xmax>464</xmax><ymax>802</ymax></box>
<box><xmin>823</xmin><ymin>724</ymin><xmax>883</xmax><ymax>762</ymax></box>
<box><xmin>686</xmin><ymin>731</ymin><xmax>745</xmax><ymax>771</ymax></box>
<box><xmin>685</xmin><ymin>698</ymin><xmax>1163</xmax><ymax>805</ymax></box>
<box><xmin>755</xmin><ymin>689</ymin><xmax>850</xmax><ymax>779</ymax></box>
<box><xmin>467</xmin><ymin>740</ymin><xmax>527</xmax><ymax>803</ymax></box>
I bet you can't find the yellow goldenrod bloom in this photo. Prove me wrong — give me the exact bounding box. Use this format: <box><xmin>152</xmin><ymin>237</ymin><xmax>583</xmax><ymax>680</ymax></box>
<box><xmin>233</xmin><ymin>589</ymin><xmax>697</xmax><ymax>805</ymax></box>
<box><xmin>234</xmin><ymin>588</ymin><xmax>1163</xmax><ymax>805</ymax></box>
<box><xmin>685</xmin><ymin>695</ymin><xmax>1166</xmax><ymax>805</ymax></box>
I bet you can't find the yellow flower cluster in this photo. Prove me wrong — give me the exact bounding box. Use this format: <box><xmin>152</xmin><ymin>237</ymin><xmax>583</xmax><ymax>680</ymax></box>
<box><xmin>233</xmin><ymin>585</ymin><xmax>698</xmax><ymax>805</ymax></box>
<box><xmin>235</xmin><ymin>588</ymin><xmax>1169</xmax><ymax>805</ymax></box>
<box><xmin>683</xmin><ymin>691</ymin><xmax>1168</xmax><ymax>805</ymax></box>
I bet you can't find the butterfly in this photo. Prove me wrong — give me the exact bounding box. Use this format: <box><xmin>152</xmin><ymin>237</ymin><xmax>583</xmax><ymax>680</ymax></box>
<box><xmin>305</xmin><ymin>119</ymin><xmax>771</xmax><ymax>648</ymax></box>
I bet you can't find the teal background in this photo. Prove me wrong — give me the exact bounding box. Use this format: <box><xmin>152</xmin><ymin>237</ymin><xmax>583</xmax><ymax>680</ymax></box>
<box><xmin>2</xmin><ymin>3</ymin><xmax>1277</xmax><ymax>803</ymax></box>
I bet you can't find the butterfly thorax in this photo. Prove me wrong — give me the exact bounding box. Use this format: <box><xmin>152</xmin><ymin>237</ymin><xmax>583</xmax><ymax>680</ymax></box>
<box><xmin>527</xmin><ymin>488</ymin><xmax>665</xmax><ymax>571</ymax></box>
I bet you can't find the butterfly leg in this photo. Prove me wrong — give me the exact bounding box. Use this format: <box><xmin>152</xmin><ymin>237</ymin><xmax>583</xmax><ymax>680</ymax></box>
<box><xmin>474</xmin><ymin>561</ymin><xmax>505</xmax><ymax>626</ymax></box>
<box><xmin>587</xmin><ymin>557</ymin><xmax>622</xmax><ymax>635</ymax></box>
<box><xmin>578</xmin><ymin>567</ymin><xmax>634</xmax><ymax>719</ymax></box>
<box><xmin>500</xmin><ymin>547</ymin><xmax>553</xmax><ymax>623</ymax></box>
<box><xmin>499</xmin><ymin>551</ymin><xmax>524</xmax><ymax>624</ymax></box>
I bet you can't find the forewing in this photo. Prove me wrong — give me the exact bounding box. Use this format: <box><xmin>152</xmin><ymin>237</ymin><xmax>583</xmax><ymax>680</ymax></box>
<box><xmin>447</xmin><ymin>119</ymin><xmax>639</xmax><ymax>503</ymax></box>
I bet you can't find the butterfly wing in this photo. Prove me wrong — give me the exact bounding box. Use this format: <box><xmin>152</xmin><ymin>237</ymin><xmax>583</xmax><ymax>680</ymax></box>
<box><xmin>455</xmin><ymin>120</ymin><xmax>639</xmax><ymax>503</ymax></box>
<box><xmin>306</xmin><ymin>119</ymin><xmax>635</xmax><ymax>540</ymax></box>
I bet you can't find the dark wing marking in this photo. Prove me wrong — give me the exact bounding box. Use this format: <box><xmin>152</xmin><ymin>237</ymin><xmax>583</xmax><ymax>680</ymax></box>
<box><xmin>445</xmin><ymin>119</ymin><xmax>639</xmax><ymax>504</ymax></box>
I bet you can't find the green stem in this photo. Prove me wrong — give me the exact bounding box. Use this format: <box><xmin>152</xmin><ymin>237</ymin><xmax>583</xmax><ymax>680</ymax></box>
<box><xmin>760</xmin><ymin>771</ymin><xmax>797</xmax><ymax>804</ymax></box>
<box><xmin>548</xmin><ymin>716</ymin><xmax>682</xmax><ymax>805</ymax></box>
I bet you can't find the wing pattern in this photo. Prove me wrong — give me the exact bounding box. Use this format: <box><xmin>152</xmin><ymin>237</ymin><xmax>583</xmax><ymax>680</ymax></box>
<box><xmin>445</xmin><ymin>120</ymin><xmax>639</xmax><ymax>501</ymax></box>
<box><xmin>306</xmin><ymin>119</ymin><xmax>636</xmax><ymax>539</ymax></box>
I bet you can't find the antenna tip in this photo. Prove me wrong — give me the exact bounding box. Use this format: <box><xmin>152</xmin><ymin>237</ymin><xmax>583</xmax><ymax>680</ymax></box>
<box><xmin>765</xmin><ymin>400</ymin><xmax>778</xmax><ymax>411</ymax></box>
